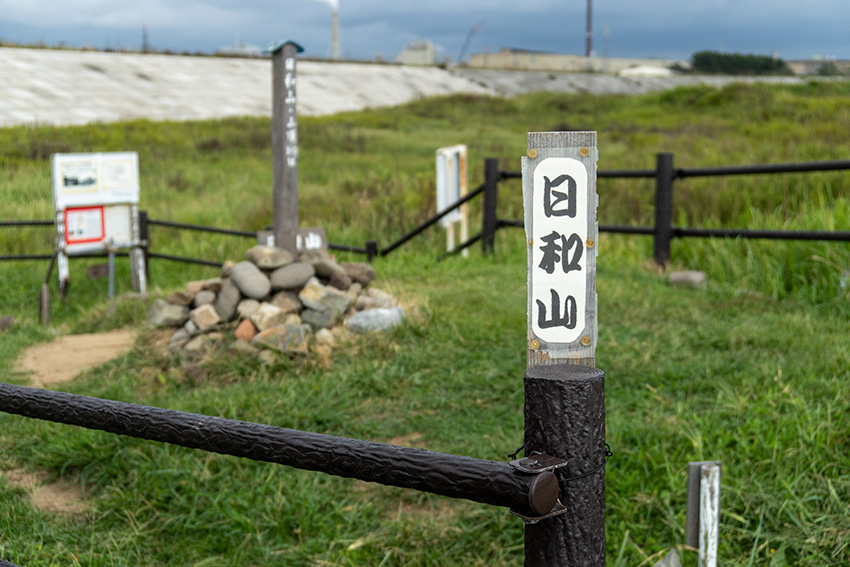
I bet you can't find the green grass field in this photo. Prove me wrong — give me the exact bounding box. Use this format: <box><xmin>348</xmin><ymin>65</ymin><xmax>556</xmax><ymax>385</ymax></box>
<box><xmin>1</xmin><ymin>82</ymin><xmax>849</xmax><ymax>566</ymax></box>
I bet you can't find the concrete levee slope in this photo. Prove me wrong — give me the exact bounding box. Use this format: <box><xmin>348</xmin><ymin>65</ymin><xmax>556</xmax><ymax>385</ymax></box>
<box><xmin>1</xmin><ymin>47</ymin><xmax>841</xmax><ymax>127</ymax></box>
<box><xmin>0</xmin><ymin>48</ymin><xmax>492</xmax><ymax>127</ymax></box>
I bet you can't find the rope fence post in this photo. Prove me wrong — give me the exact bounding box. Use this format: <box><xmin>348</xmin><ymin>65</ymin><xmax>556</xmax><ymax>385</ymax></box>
<box><xmin>139</xmin><ymin>209</ymin><xmax>150</xmax><ymax>284</ymax></box>
<box><xmin>482</xmin><ymin>157</ymin><xmax>500</xmax><ymax>254</ymax></box>
<box><xmin>366</xmin><ymin>240</ymin><xmax>378</xmax><ymax>262</ymax></box>
<box><xmin>653</xmin><ymin>152</ymin><xmax>675</xmax><ymax>267</ymax></box>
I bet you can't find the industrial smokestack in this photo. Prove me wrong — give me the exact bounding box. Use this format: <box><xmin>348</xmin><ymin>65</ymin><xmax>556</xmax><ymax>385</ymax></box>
<box><xmin>330</xmin><ymin>9</ymin><xmax>342</xmax><ymax>60</ymax></box>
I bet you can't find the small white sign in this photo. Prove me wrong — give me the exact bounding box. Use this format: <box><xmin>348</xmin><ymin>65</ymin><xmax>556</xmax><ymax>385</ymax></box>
<box><xmin>435</xmin><ymin>145</ymin><xmax>467</xmax><ymax>227</ymax></box>
<box><xmin>530</xmin><ymin>157</ymin><xmax>588</xmax><ymax>343</ymax></box>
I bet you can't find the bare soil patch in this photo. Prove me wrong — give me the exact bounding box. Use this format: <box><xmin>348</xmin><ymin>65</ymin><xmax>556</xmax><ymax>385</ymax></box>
<box><xmin>16</xmin><ymin>328</ymin><xmax>136</xmax><ymax>387</ymax></box>
<box><xmin>3</xmin><ymin>469</ymin><xmax>88</xmax><ymax>515</ymax></box>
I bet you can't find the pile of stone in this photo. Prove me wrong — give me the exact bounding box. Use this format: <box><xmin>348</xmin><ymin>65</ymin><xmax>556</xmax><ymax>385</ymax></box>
<box><xmin>147</xmin><ymin>245</ymin><xmax>405</xmax><ymax>360</ymax></box>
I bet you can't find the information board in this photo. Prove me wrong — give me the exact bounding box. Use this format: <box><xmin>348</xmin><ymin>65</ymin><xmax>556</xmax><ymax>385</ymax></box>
<box><xmin>50</xmin><ymin>152</ymin><xmax>146</xmax><ymax>295</ymax></box>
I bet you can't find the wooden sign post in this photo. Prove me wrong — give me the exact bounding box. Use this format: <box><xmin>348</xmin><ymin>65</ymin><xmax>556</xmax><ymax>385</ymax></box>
<box><xmin>521</xmin><ymin>132</ymin><xmax>605</xmax><ymax>567</ymax></box>
<box><xmin>270</xmin><ymin>40</ymin><xmax>304</xmax><ymax>256</ymax></box>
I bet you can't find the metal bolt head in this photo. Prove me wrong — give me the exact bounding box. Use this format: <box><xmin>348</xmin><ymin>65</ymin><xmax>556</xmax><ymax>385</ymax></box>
<box><xmin>586</xmin><ymin>238</ymin><xmax>595</xmax><ymax>248</ymax></box>
<box><xmin>527</xmin><ymin>149</ymin><xmax>539</xmax><ymax>159</ymax></box>
<box><xmin>581</xmin><ymin>336</ymin><xmax>592</xmax><ymax>346</ymax></box>
<box><xmin>579</xmin><ymin>147</ymin><xmax>590</xmax><ymax>157</ymax></box>
<box><xmin>529</xmin><ymin>339</ymin><xmax>541</xmax><ymax>350</ymax></box>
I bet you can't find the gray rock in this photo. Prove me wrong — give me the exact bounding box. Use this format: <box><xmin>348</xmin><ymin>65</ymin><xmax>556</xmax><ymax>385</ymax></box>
<box><xmin>668</xmin><ymin>270</ymin><xmax>707</xmax><ymax>289</ymax></box>
<box><xmin>189</xmin><ymin>304</ymin><xmax>221</xmax><ymax>331</ymax></box>
<box><xmin>168</xmin><ymin>328</ymin><xmax>191</xmax><ymax>352</ymax></box>
<box><xmin>183</xmin><ymin>320</ymin><xmax>200</xmax><ymax>337</ymax></box>
<box><xmin>652</xmin><ymin>549</ymin><xmax>682</xmax><ymax>567</ymax></box>
<box><xmin>236</xmin><ymin>299</ymin><xmax>261</xmax><ymax>319</ymax></box>
<box><xmin>0</xmin><ymin>315</ymin><xmax>16</xmax><ymax>331</ymax></box>
<box><xmin>270</xmin><ymin>262</ymin><xmax>315</xmax><ymax>290</ymax></box>
<box><xmin>220</xmin><ymin>260</ymin><xmax>235</xmax><ymax>279</ymax></box>
<box><xmin>251</xmin><ymin>324</ymin><xmax>309</xmax><ymax>354</ymax></box>
<box><xmin>328</xmin><ymin>269</ymin><xmax>352</xmax><ymax>291</ymax></box>
<box><xmin>203</xmin><ymin>278</ymin><xmax>223</xmax><ymax>293</ymax></box>
<box><xmin>214</xmin><ymin>278</ymin><xmax>241</xmax><ymax>321</ymax></box>
<box><xmin>183</xmin><ymin>335</ymin><xmax>212</xmax><ymax>358</ymax></box>
<box><xmin>193</xmin><ymin>290</ymin><xmax>216</xmax><ymax>307</ymax></box>
<box><xmin>367</xmin><ymin>288</ymin><xmax>395</xmax><ymax>308</ymax></box>
<box><xmin>355</xmin><ymin>295</ymin><xmax>377</xmax><ymax>311</ymax></box>
<box><xmin>231</xmin><ymin>261</ymin><xmax>271</xmax><ymax>299</ymax></box>
<box><xmin>301</xmin><ymin>308</ymin><xmax>339</xmax><ymax>330</ymax></box>
<box><xmin>185</xmin><ymin>281</ymin><xmax>205</xmax><ymax>295</ymax></box>
<box><xmin>283</xmin><ymin>313</ymin><xmax>302</xmax><ymax>326</ymax></box>
<box><xmin>148</xmin><ymin>299</ymin><xmax>189</xmax><ymax>328</ymax></box>
<box><xmin>270</xmin><ymin>290</ymin><xmax>303</xmax><ymax>314</ymax></box>
<box><xmin>346</xmin><ymin>282</ymin><xmax>363</xmax><ymax>303</ymax></box>
<box><xmin>299</xmin><ymin>278</ymin><xmax>352</xmax><ymax>316</ymax></box>
<box><xmin>166</xmin><ymin>291</ymin><xmax>194</xmax><ymax>306</ymax></box>
<box><xmin>346</xmin><ymin>307</ymin><xmax>405</xmax><ymax>333</ymax></box>
<box><xmin>299</xmin><ymin>250</ymin><xmax>344</xmax><ymax>278</ymax></box>
<box><xmin>249</xmin><ymin>302</ymin><xmax>289</xmax><ymax>332</ymax></box>
<box><xmin>342</xmin><ymin>262</ymin><xmax>376</xmax><ymax>287</ymax></box>
<box><xmin>314</xmin><ymin>328</ymin><xmax>336</xmax><ymax>346</ymax></box>
<box><xmin>245</xmin><ymin>245</ymin><xmax>295</xmax><ymax>270</ymax></box>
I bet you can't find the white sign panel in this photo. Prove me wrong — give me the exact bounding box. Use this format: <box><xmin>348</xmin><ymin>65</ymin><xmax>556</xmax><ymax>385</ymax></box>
<box><xmin>436</xmin><ymin>145</ymin><xmax>467</xmax><ymax>227</ymax></box>
<box><xmin>52</xmin><ymin>152</ymin><xmax>139</xmax><ymax>209</ymax></box>
<box><xmin>530</xmin><ymin>157</ymin><xmax>589</xmax><ymax>343</ymax></box>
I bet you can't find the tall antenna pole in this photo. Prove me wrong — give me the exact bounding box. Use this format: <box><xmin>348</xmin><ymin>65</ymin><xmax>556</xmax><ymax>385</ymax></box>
<box><xmin>330</xmin><ymin>10</ymin><xmax>342</xmax><ymax>60</ymax></box>
<box><xmin>585</xmin><ymin>0</ymin><xmax>592</xmax><ymax>57</ymax></box>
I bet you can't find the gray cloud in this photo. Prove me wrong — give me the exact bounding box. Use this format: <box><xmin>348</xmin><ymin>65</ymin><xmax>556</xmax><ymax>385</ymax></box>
<box><xmin>0</xmin><ymin>0</ymin><xmax>847</xmax><ymax>61</ymax></box>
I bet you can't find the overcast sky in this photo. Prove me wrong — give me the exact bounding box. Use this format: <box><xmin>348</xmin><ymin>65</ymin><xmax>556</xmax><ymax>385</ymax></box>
<box><xmin>1</xmin><ymin>1</ymin><xmax>847</xmax><ymax>63</ymax></box>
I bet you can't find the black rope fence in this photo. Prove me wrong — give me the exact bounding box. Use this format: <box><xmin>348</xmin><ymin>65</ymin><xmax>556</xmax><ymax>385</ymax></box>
<box><xmin>3</xmin><ymin>155</ymin><xmax>850</xmax><ymax>270</ymax></box>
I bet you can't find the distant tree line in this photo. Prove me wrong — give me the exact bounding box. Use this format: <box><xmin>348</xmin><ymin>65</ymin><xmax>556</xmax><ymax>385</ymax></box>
<box><xmin>688</xmin><ymin>50</ymin><xmax>794</xmax><ymax>75</ymax></box>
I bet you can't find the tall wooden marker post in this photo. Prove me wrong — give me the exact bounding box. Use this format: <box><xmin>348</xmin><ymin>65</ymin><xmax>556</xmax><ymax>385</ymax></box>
<box><xmin>521</xmin><ymin>132</ymin><xmax>605</xmax><ymax>567</ymax></box>
<box><xmin>270</xmin><ymin>40</ymin><xmax>304</xmax><ymax>256</ymax></box>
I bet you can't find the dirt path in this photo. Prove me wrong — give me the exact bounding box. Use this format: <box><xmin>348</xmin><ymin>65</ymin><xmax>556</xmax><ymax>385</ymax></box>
<box><xmin>6</xmin><ymin>328</ymin><xmax>137</xmax><ymax>514</ymax></box>
<box><xmin>16</xmin><ymin>328</ymin><xmax>136</xmax><ymax>387</ymax></box>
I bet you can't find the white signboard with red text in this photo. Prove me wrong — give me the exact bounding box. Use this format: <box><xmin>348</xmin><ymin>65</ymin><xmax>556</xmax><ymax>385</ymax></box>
<box><xmin>51</xmin><ymin>152</ymin><xmax>146</xmax><ymax>293</ymax></box>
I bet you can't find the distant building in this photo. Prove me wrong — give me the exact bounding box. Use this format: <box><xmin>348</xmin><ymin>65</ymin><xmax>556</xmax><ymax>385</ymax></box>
<box><xmin>217</xmin><ymin>41</ymin><xmax>263</xmax><ymax>57</ymax></box>
<box><xmin>395</xmin><ymin>39</ymin><xmax>437</xmax><ymax>66</ymax></box>
<box><xmin>468</xmin><ymin>47</ymin><xmax>687</xmax><ymax>74</ymax></box>
<box><xmin>786</xmin><ymin>57</ymin><xmax>850</xmax><ymax>75</ymax></box>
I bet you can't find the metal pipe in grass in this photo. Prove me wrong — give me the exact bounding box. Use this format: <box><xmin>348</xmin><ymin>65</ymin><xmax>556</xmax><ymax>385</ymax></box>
<box><xmin>0</xmin><ymin>383</ymin><xmax>559</xmax><ymax>517</ymax></box>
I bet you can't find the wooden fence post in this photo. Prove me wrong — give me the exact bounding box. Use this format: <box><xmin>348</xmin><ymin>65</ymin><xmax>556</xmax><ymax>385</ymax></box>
<box><xmin>366</xmin><ymin>240</ymin><xmax>378</xmax><ymax>263</ymax></box>
<box><xmin>653</xmin><ymin>152</ymin><xmax>675</xmax><ymax>267</ymax></box>
<box><xmin>482</xmin><ymin>157</ymin><xmax>500</xmax><ymax>253</ymax></box>
<box><xmin>522</xmin><ymin>132</ymin><xmax>605</xmax><ymax>567</ymax></box>
<box><xmin>139</xmin><ymin>209</ymin><xmax>150</xmax><ymax>284</ymax></box>
<box><xmin>271</xmin><ymin>40</ymin><xmax>304</xmax><ymax>256</ymax></box>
